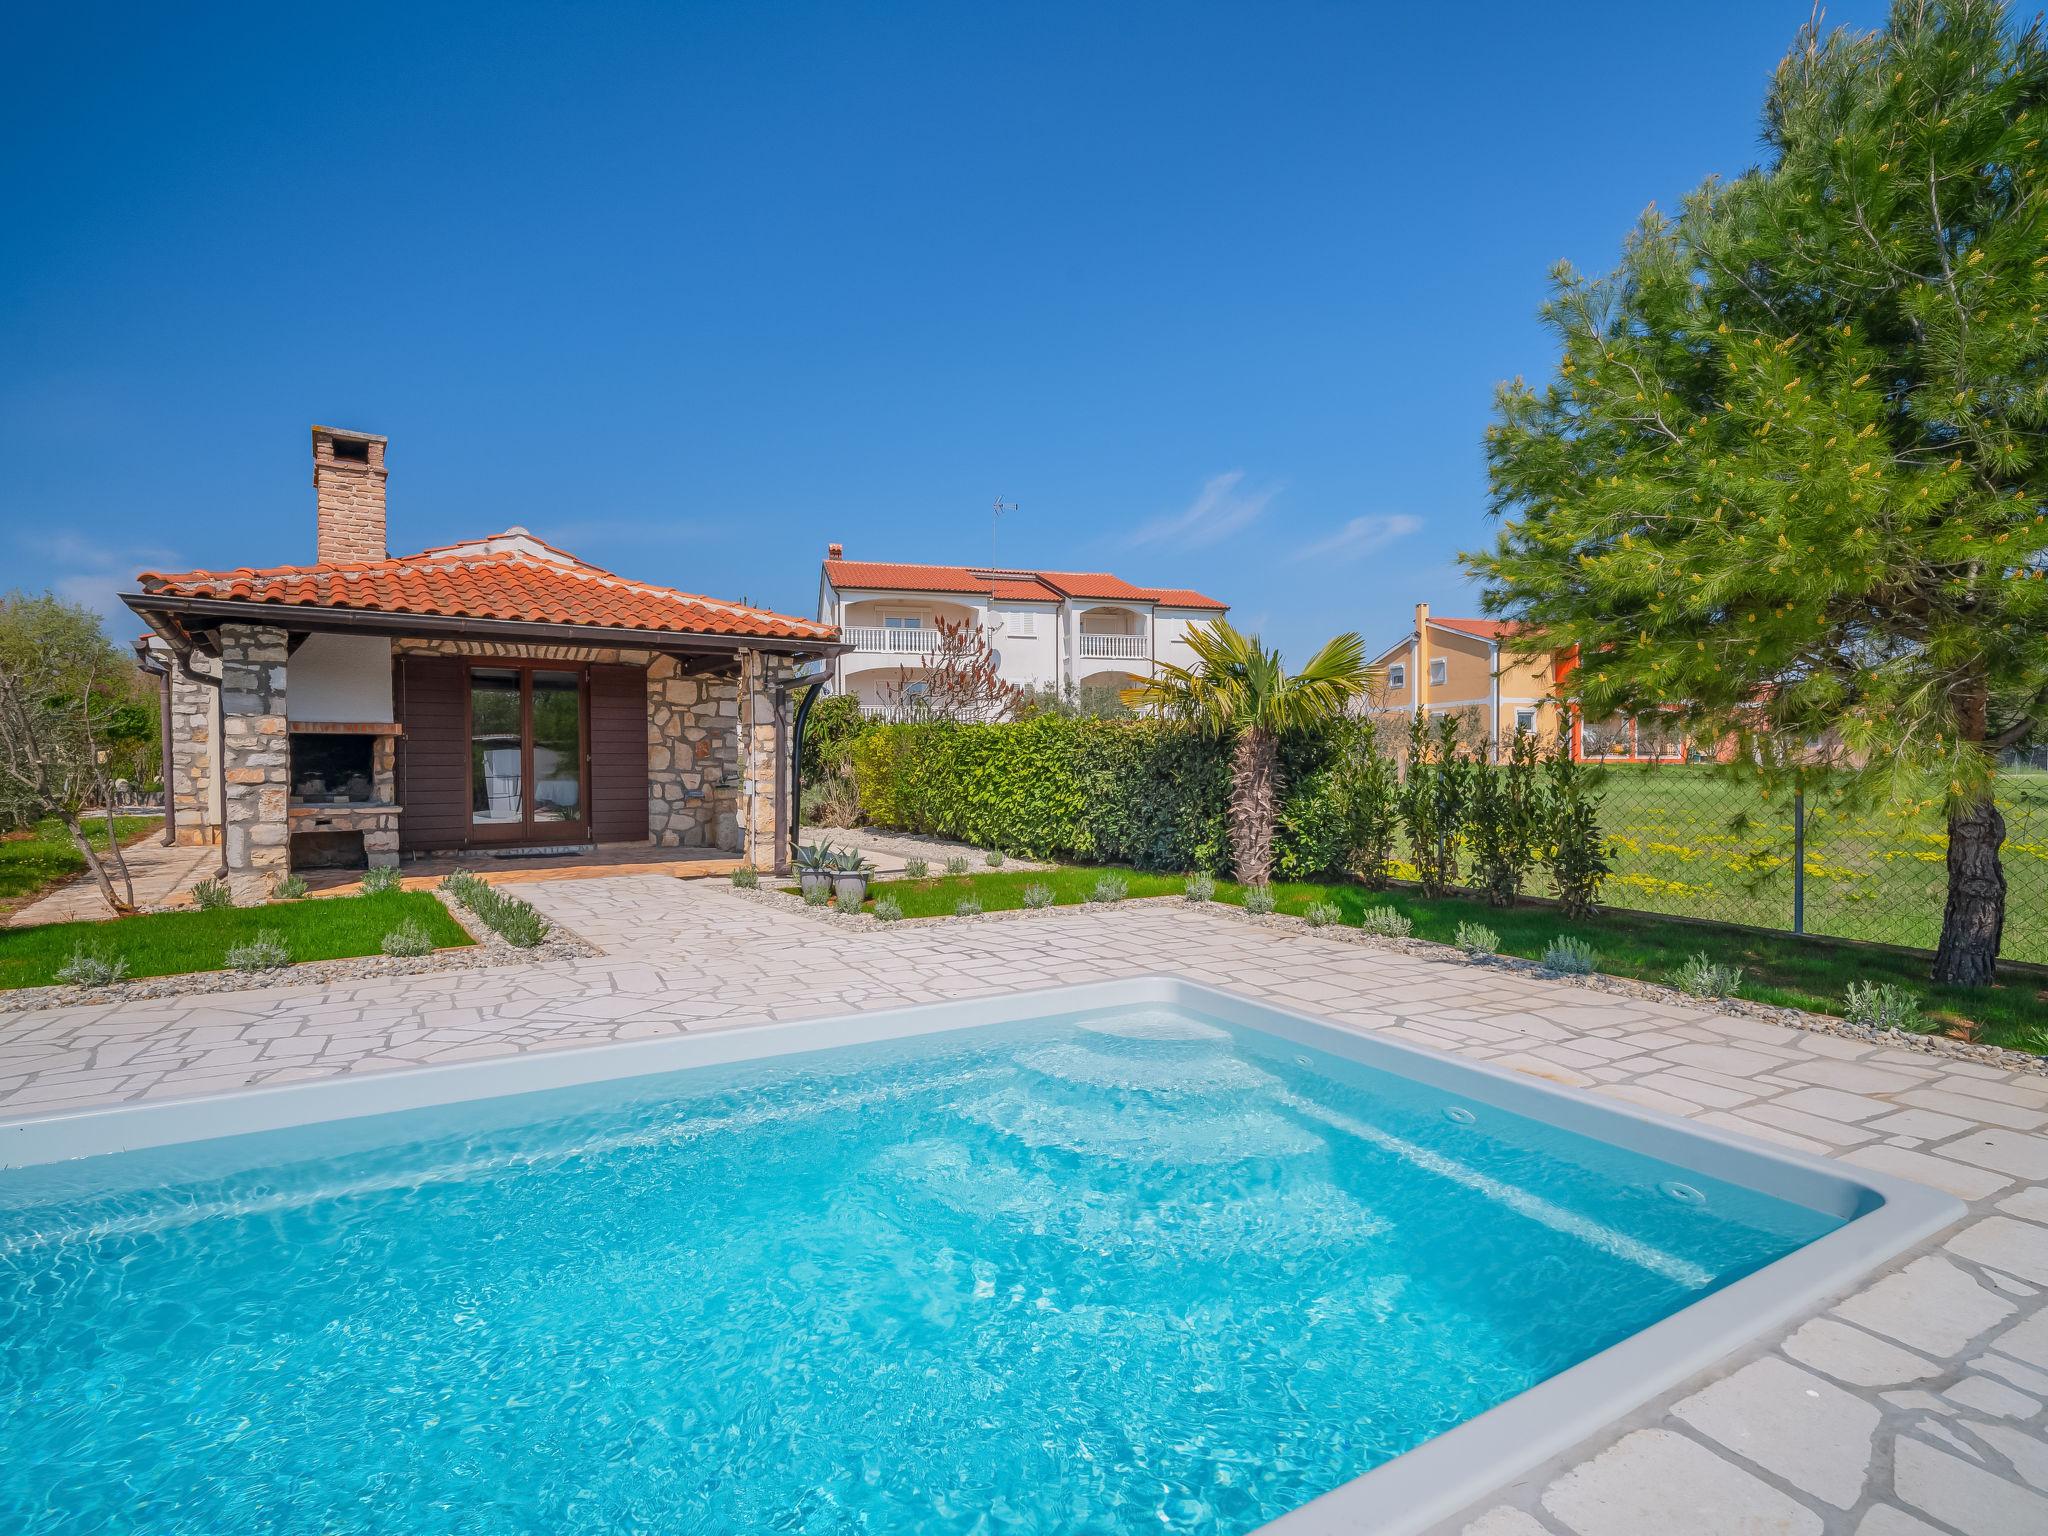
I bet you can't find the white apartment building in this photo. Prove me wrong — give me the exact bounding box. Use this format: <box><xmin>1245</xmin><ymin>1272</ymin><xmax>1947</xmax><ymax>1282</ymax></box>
<box><xmin>815</xmin><ymin>544</ymin><xmax>1228</xmax><ymax>712</ymax></box>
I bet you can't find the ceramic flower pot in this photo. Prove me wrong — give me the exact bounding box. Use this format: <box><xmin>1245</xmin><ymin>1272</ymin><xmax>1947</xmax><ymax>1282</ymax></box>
<box><xmin>832</xmin><ymin>872</ymin><xmax>870</xmax><ymax>909</ymax></box>
<box><xmin>799</xmin><ymin>870</ymin><xmax>832</xmax><ymax>899</ymax></box>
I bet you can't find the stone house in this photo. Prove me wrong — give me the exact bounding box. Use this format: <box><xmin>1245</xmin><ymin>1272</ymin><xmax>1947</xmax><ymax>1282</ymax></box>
<box><xmin>126</xmin><ymin>426</ymin><xmax>844</xmax><ymax>899</ymax></box>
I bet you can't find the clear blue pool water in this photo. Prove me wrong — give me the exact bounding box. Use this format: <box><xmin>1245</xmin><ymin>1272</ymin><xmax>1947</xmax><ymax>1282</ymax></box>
<box><xmin>0</xmin><ymin>1005</ymin><xmax>1844</xmax><ymax>1535</ymax></box>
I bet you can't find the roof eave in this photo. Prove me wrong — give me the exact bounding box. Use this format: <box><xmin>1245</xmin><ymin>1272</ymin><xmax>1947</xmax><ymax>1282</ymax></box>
<box><xmin>120</xmin><ymin>593</ymin><xmax>850</xmax><ymax>658</ymax></box>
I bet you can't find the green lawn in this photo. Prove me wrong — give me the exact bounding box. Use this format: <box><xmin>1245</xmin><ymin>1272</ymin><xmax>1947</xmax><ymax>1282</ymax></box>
<box><xmin>0</xmin><ymin>890</ymin><xmax>473</xmax><ymax>990</ymax></box>
<box><xmin>862</xmin><ymin>865</ymin><xmax>2048</xmax><ymax>1054</ymax></box>
<box><xmin>1562</xmin><ymin>765</ymin><xmax>2048</xmax><ymax>965</ymax></box>
<box><xmin>0</xmin><ymin>816</ymin><xmax>160</xmax><ymax>916</ymax></box>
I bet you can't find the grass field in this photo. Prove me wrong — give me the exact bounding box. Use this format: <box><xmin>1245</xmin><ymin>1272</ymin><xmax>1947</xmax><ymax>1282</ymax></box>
<box><xmin>1516</xmin><ymin>766</ymin><xmax>2048</xmax><ymax>966</ymax></box>
<box><xmin>0</xmin><ymin>890</ymin><xmax>472</xmax><ymax>990</ymax></box>
<box><xmin>0</xmin><ymin>816</ymin><xmax>159</xmax><ymax>917</ymax></box>
<box><xmin>858</xmin><ymin>866</ymin><xmax>2048</xmax><ymax>1053</ymax></box>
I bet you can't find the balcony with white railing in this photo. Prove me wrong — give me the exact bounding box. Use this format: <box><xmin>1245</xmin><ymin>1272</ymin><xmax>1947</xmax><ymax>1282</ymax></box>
<box><xmin>843</xmin><ymin>625</ymin><xmax>943</xmax><ymax>655</ymax></box>
<box><xmin>1078</xmin><ymin>632</ymin><xmax>1148</xmax><ymax>661</ymax></box>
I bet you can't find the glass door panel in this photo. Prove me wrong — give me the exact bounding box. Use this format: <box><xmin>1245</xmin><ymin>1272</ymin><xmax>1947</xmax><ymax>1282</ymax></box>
<box><xmin>530</xmin><ymin>670</ymin><xmax>584</xmax><ymax>826</ymax></box>
<box><xmin>470</xmin><ymin>669</ymin><xmax>525</xmax><ymax>827</ymax></box>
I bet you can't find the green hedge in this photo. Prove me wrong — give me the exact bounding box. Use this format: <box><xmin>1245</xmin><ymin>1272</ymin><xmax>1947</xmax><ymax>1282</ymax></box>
<box><xmin>850</xmin><ymin>717</ymin><xmax>1358</xmax><ymax>878</ymax></box>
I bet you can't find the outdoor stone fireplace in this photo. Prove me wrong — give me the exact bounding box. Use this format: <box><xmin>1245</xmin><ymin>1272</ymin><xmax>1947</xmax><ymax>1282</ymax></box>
<box><xmin>288</xmin><ymin>723</ymin><xmax>401</xmax><ymax>873</ymax></box>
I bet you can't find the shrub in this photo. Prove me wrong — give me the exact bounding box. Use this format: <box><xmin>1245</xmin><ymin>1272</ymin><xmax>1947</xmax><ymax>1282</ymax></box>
<box><xmin>1348</xmin><ymin>725</ymin><xmax>1401</xmax><ymax>890</ymax></box>
<box><xmin>271</xmin><ymin>873</ymin><xmax>309</xmax><ymax>900</ymax></box>
<box><xmin>955</xmin><ymin>896</ymin><xmax>984</xmax><ymax>917</ymax></box>
<box><xmin>191</xmin><ymin>878</ymin><xmax>233</xmax><ymax>911</ymax></box>
<box><xmin>1396</xmin><ymin>714</ymin><xmax>1472</xmax><ymax>899</ymax></box>
<box><xmin>1022</xmin><ymin>882</ymin><xmax>1055</xmax><ymax>909</ymax></box>
<box><xmin>1302</xmin><ymin>900</ymin><xmax>1341</xmax><ymax>928</ymax></box>
<box><xmin>490</xmin><ymin>900</ymin><xmax>551</xmax><ymax>948</ymax></box>
<box><xmin>1358</xmin><ymin>906</ymin><xmax>1414</xmax><ymax>938</ymax></box>
<box><xmin>1183</xmin><ymin>872</ymin><xmax>1216</xmax><ymax>903</ymax></box>
<box><xmin>55</xmin><ymin>941</ymin><xmax>128</xmax><ymax>986</ymax></box>
<box><xmin>380</xmin><ymin>918</ymin><xmax>435</xmax><ymax>958</ymax></box>
<box><xmin>1088</xmin><ymin>873</ymin><xmax>1129</xmax><ymax>904</ymax></box>
<box><xmin>1454</xmin><ymin>921</ymin><xmax>1500</xmax><ymax>957</ymax></box>
<box><xmin>986</xmin><ymin>850</ymin><xmax>1005</xmax><ymax>867</ymax></box>
<box><xmin>729</xmin><ymin>866</ymin><xmax>759</xmax><ymax>889</ymax></box>
<box><xmin>1242</xmin><ymin>885</ymin><xmax>1277</xmax><ymax>915</ymax></box>
<box><xmin>872</xmin><ymin>896</ymin><xmax>905</xmax><ymax>922</ymax></box>
<box><xmin>441</xmin><ymin>869</ymin><xmax>487</xmax><ymax>906</ymax></box>
<box><xmin>1467</xmin><ymin>729</ymin><xmax>1543</xmax><ymax>907</ymax></box>
<box><xmin>1670</xmin><ymin>953</ymin><xmax>1744</xmax><ymax>999</ymax></box>
<box><xmin>903</xmin><ymin>857</ymin><xmax>929</xmax><ymax>879</ymax></box>
<box><xmin>799</xmin><ymin>692</ymin><xmax>876</xmax><ymax>784</ymax></box>
<box><xmin>1542</xmin><ymin>936</ymin><xmax>1599</xmax><ymax>975</ymax></box>
<box><xmin>944</xmin><ymin>855</ymin><xmax>971</xmax><ymax>876</ymax></box>
<box><xmin>803</xmin><ymin>884</ymin><xmax>831</xmax><ymax>907</ymax></box>
<box><xmin>1544</xmin><ymin>750</ymin><xmax>1611</xmax><ymax>920</ymax></box>
<box><xmin>359</xmin><ymin>866</ymin><xmax>402</xmax><ymax>896</ymax></box>
<box><xmin>226</xmin><ymin>930</ymin><xmax>291</xmax><ymax>972</ymax></box>
<box><xmin>1843</xmin><ymin>980</ymin><xmax>1927</xmax><ymax>1033</ymax></box>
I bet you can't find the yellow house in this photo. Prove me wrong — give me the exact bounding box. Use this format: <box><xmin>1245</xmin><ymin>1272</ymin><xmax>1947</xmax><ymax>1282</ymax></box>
<box><xmin>1366</xmin><ymin>602</ymin><xmax>1565</xmax><ymax>758</ymax></box>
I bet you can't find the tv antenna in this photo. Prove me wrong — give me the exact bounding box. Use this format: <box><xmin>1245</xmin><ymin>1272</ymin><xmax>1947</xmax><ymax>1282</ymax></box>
<box><xmin>991</xmin><ymin>497</ymin><xmax>1018</xmax><ymax>567</ymax></box>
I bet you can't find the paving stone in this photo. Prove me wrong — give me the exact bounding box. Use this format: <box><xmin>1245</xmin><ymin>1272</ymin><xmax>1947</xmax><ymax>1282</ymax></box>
<box><xmin>1780</xmin><ymin>1317</ymin><xmax>1940</xmax><ymax>1388</ymax></box>
<box><xmin>1974</xmin><ymin>1352</ymin><xmax>2048</xmax><ymax>1397</ymax></box>
<box><xmin>1897</xmin><ymin>1088</ymin><xmax>2046</xmax><ymax>1133</ymax></box>
<box><xmin>2000</xmin><ymin>1187</ymin><xmax>2048</xmax><ymax>1225</ymax></box>
<box><xmin>1893</xmin><ymin>1433</ymin><xmax>2048</xmax><ymax>1536</ymax></box>
<box><xmin>1868</xmin><ymin>1106</ymin><xmax>1979</xmax><ymax>1140</ymax></box>
<box><xmin>1937</xmin><ymin>1128</ymin><xmax>2048</xmax><ymax>1182</ymax></box>
<box><xmin>1834</xmin><ymin>1257</ymin><xmax>2018</xmax><ymax>1358</ymax></box>
<box><xmin>1460</xmin><ymin>1508</ymin><xmax>1553</xmax><ymax>1536</ymax></box>
<box><xmin>1943</xmin><ymin>1375</ymin><xmax>2041</xmax><ymax>1419</ymax></box>
<box><xmin>1672</xmin><ymin>1357</ymin><xmax>1877</xmax><ymax>1508</ymax></box>
<box><xmin>1965</xmin><ymin>1419</ymin><xmax>2048</xmax><ymax>1493</ymax></box>
<box><xmin>1949</xmin><ymin>1217</ymin><xmax>2048</xmax><ymax>1286</ymax></box>
<box><xmin>1540</xmin><ymin>1428</ymin><xmax>1822</xmax><ymax>1536</ymax></box>
<box><xmin>1779</xmin><ymin>1058</ymin><xmax>1928</xmax><ymax>1094</ymax></box>
<box><xmin>1772</xmin><ymin>1085</ymin><xmax>1893</xmax><ymax>1122</ymax></box>
<box><xmin>1841</xmin><ymin>1143</ymin><xmax>2014</xmax><ymax>1201</ymax></box>
<box><xmin>1853</xmin><ymin>1506</ymin><xmax>1946</xmax><ymax>1536</ymax></box>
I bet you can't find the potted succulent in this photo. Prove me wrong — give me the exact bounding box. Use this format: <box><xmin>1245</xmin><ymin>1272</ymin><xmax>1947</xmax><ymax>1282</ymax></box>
<box><xmin>829</xmin><ymin>847</ymin><xmax>876</xmax><ymax>910</ymax></box>
<box><xmin>795</xmin><ymin>841</ymin><xmax>837</xmax><ymax>900</ymax></box>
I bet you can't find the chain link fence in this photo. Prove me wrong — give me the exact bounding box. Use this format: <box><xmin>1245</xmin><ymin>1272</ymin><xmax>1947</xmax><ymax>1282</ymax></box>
<box><xmin>1580</xmin><ymin>763</ymin><xmax>2048</xmax><ymax>966</ymax></box>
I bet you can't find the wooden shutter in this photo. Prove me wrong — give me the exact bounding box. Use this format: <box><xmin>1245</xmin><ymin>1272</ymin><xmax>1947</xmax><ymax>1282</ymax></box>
<box><xmin>588</xmin><ymin>663</ymin><xmax>649</xmax><ymax>843</ymax></box>
<box><xmin>395</xmin><ymin>655</ymin><xmax>469</xmax><ymax>851</ymax></box>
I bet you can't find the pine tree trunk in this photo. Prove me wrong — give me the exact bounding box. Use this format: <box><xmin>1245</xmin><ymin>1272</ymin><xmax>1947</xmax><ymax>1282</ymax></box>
<box><xmin>1230</xmin><ymin>728</ymin><xmax>1280</xmax><ymax>887</ymax></box>
<box><xmin>1932</xmin><ymin>793</ymin><xmax>2005</xmax><ymax>988</ymax></box>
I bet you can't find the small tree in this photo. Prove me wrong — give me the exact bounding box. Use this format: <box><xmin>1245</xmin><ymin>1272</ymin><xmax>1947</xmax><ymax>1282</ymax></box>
<box><xmin>1121</xmin><ymin>620</ymin><xmax>1375</xmax><ymax>885</ymax></box>
<box><xmin>1544</xmin><ymin>745</ymin><xmax>1612</xmax><ymax>920</ymax></box>
<box><xmin>881</xmin><ymin>616</ymin><xmax>1025</xmax><ymax>723</ymax></box>
<box><xmin>1468</xmin><ymin>728</ymin><xmax>1544</xmax><ymax>906</ymax></box>
<box><xmin>1470</xmin><ymin>0</ymin><xmax>2048</xmax><ymax>985</ymax></box>
<box><xmin>0</xmin><ymin>594</ymin><xmax>148</xmax><ymax>913</ymax></box>
<box><xmin>1397</xmin><ymin>713</ymin><xmax>1473</xmax><ymax>898</ymax></box>
<box><xmin>1341</xmin><ymin>719</ymin><xmax>1402</xmax><ymax>889</ymax></box>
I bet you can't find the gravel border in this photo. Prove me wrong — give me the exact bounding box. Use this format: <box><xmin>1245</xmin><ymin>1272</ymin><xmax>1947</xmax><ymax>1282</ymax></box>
<box><xmin>727</xmin><ymin>878</ymin><xmax>2048</xmax><ymax>1077</ymax></box>
<box><xmin>0</xmin><ymin>890</ymin><xmax>597</xmax><ymax>1016</ymax></box>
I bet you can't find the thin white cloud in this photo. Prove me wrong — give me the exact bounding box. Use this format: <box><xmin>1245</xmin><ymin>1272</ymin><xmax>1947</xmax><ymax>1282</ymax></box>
<box><xmin>1128</xmin><ymin>470</ymin><xmax>1278</xmax><ymax>549</ymax></box>
<box><xmin>12</xmin><ymin>533</ymin><xmax>184</xmax><ymax>640</ymax></box>
<box><xmin>1293</xmin><ymin>514</ymin><xmax>1422</xmax><ymax>563</ymax></box>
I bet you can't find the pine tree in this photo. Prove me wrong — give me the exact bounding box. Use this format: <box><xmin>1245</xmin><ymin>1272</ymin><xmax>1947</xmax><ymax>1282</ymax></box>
<box><xmin>1467</xmin><ymin>0</ymin><xmax>2048</xmax><ymax>986</ymax></box>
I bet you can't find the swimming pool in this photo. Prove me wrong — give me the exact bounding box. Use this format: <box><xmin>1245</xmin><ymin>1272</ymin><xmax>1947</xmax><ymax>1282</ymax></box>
<box><xmin>0</xmin><ymin>978</ymin><xmax>1958</xmax><ymax>1535</ymax></box>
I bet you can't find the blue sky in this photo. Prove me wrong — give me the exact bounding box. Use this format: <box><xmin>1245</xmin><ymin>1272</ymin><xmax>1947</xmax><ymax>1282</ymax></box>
<box><xmin>2</xmin><ymin>0</ymin><xmax>1890</xmax><ymax>663</ymax></box>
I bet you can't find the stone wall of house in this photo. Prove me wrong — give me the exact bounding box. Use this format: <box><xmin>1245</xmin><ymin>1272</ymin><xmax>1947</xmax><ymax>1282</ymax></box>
<box><xmin>166</xmin><ymin>658</ymin><xmax>219</xmax><ymax>846</ymax></box>
<box><xmin>647</xmin><ymin>656</ymin><xmax>740</xmax><ymax>850</ymax></box>
<box><xmin>738</xmin><ymin>651</ymin><xmax>804</xmax><ymax>867</ymax></box>
<box><xmin>218</xmin><ymin>624</ymin><xmax>290</xmax><ymax>901</ymax></box>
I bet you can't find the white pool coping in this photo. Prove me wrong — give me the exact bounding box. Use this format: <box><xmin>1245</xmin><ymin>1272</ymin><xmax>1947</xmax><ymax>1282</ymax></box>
<box><xmin>0</xmin><ymin>975</ymin><xmax>1963</xmax><ymax>1536</ymax></box>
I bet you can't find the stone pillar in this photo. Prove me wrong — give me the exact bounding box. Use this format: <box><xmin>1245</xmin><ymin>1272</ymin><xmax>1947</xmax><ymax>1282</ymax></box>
<box><xmin>218</xmin><ymin>624</ymin><xmax>291</xmax><ymax>901</ymax></box>
<box><xmin>647</xmin><ymin>656</ymin><xmax>741</xmax><ymax>850</ymax></box>
<box><xmin>737</xmin><ymin>651</ymin><xmax>798</xmax><ymax>867</ymax></box>
<box><xmin>167</xmin><ymin>658</ymin><xmax>219</xmax><ymax>846</ymax></box>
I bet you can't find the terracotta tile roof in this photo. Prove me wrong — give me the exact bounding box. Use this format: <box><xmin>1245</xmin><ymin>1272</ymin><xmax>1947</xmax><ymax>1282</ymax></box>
<box><xmin>1430</xmin><ymin>617</ymin><xmax>1528</xmax><ymax>641</ymax></box>
<box><xmin>138</xmin><ymin>537</ymin><xmax>835</xmax><ymax>643</ymax></box>
<box><xmin>823</xmin><ymin>558</ymin><xmax>1226</xmax><ymax>611</ymax></box>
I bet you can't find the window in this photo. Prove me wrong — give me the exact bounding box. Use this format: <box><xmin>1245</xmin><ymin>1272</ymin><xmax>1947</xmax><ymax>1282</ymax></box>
<box><xmin>1514</xmin><ymin>707</ymin><xmax>1537</xmax><ymax>735</ymax></box>
<box><xmin>1388</xmin><ymin>663</ymin><xmax>1406</xmax><ymax>690</ymax></box>
<box><xmin>884</xmin><ymin>615</ymin><xmax>922</xmax><ymax>629</ymax></box>
<box><xmin>1007</xmin><ymin>611</ymin><xmax>1037</xmax><ymax>638</ymax></box>
<box><xmin>1429</xmin><ymin>657</ymin><xmax>1448</xmax><ymax>687</ymax></box>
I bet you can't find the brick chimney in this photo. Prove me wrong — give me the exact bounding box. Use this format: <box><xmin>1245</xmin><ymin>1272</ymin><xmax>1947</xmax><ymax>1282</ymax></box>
<box><xmin>827</xmin><ymin>542</ymin><xmax>844</xmax><ymax>560</ymax></box>
<box><xmin>312</xmin><ymin>425</ymin><xmax>388</xmax><ymax>565</ymax></box>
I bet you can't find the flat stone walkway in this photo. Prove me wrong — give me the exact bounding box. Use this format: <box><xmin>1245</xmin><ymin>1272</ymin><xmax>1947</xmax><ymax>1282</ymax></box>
<box><xmin>1</xmin><ymin>875</ymin><xmax>2042</xmax><ymax>1534</ymax></box>
<box><xmin>6</xmin><ymin>835</ymin><xmax>216</xmax><ymax>927</ymax></box>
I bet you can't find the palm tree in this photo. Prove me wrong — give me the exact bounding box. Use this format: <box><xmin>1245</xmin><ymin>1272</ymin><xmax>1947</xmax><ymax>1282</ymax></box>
<box><xmin>1122</xmin><ymin>619</ymin><xmax>1376</xmax><ymax>886</ymax></box>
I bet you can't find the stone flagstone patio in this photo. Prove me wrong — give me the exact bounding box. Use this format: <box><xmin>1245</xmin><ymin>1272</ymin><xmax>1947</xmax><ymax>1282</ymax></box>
<box><xmin>1</xmin><ymin>872</ymin><xmax>2043</xmax><ymax>1533</ymax></box>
